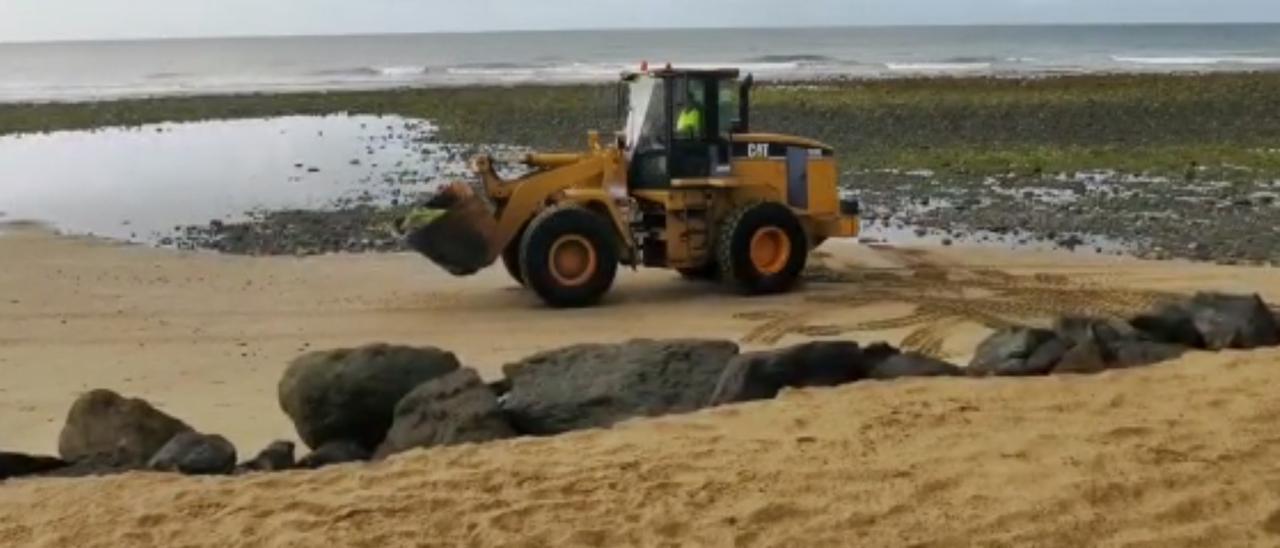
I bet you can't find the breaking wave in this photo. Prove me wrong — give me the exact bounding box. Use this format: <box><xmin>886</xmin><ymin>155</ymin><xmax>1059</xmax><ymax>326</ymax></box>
<box><xmin>744</xmin><ymin>54</ymin><xmax>837</xmax><ymax>64</ymax></box>
<box><xmin>310</xmin><ymin>66</ymin><xmax>429</xmax><ymax>78</ymax></box>
<box><xmin>886</xmin><ymin>62</ymin><xmax>992</xmax><ymax>72</ymax></box>
<box><xmin>1113</xmin><ymin>56</ymin><xmax>1280</xmax><ymax>66</ymax></box>
<box><xmin>942</xmin><ymin>56</ymin><xmax>1002</xmax><ymax>64</ymax></box>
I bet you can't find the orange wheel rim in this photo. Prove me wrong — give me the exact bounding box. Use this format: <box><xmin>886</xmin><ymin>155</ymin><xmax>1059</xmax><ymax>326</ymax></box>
<box><xmin>749</xmin><ymin>227</ymin><xmax>791</xmax><ymax>275</ymax></box>
<box><xmin>549</xmin><ymin>235</ymin><xmax>597</xmax><ymax>286</ymax></box>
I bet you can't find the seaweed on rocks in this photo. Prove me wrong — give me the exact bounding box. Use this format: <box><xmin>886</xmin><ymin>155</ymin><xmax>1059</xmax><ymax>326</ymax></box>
<box><xmin>171</xmin><ymin>206</ymin><xmax>412</xmax><ymax>256</ymax></box>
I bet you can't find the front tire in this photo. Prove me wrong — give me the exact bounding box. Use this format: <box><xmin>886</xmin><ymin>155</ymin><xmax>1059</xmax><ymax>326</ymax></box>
<box><xmin>501</xmin><ymin>234</ymin><xmax>525</xmax><ymax>287</ymax></box>
<box><xmin>717</xmin><ymin>202</ymin><xmax>808</xmax><ymax>295</ymax></box>
<box><xmin>519</xmin><ymin>205</ymin><xmax>619</xmax><ymax>308</ymax></box>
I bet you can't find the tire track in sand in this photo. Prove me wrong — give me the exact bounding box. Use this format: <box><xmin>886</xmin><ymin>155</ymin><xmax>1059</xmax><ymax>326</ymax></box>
<box><xmin>738</xmin><ymin>247</ymin><xmax>1182</xmax><ymax>357</ymax></box>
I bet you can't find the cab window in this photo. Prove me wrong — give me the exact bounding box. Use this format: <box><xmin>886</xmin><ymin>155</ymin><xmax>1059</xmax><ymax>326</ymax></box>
<box><xmin>673</xmin><ymin>77</ymin><xmax>708</xmax><ymax>141</ymax></box>
<box><xmin>718</xmin><ymin>78</ymin><xmax>739</xmax><ymax>139</ymax></box>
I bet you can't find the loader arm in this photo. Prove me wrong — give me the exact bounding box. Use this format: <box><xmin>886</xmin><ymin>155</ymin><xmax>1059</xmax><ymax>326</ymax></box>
<box><xmin>489</xmin><ymin>155</ymin><xmax>615</xmax><ymax>254</ymax></box>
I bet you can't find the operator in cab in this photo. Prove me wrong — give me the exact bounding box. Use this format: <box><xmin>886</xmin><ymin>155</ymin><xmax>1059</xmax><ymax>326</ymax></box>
<box><xmin>676</xmin><ymin>89</ymin><xmax>704</xmax><ymax>140</ymax></box>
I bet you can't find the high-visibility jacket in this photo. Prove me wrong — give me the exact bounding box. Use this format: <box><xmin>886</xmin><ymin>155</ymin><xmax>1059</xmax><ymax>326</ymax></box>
<box><xmin>676</xmin><ymin>107</ymin><xmax>702</xmax><ymax>138</ymax></box>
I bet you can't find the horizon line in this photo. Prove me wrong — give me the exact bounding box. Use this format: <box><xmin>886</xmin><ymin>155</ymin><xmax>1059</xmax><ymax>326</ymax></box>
<box><xmin>3</xmin><ymin>20</ymin><xmax>1279</xmax><ymax>47</ymax></box>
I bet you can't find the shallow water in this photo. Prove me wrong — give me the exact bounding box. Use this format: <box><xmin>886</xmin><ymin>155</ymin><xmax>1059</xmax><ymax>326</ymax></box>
<box><xmin>0</xmin><ymin>115</ymin><xmax>472</xmax><ymax>243</ymax></box>
<box><xmin>0</xmin><ymin>115</ymin><xmax>1139</xmax><ymax>258</ymax></box>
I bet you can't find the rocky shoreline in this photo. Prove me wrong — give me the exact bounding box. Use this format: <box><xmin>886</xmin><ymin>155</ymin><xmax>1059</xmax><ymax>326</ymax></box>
<box><xmin>161</xmin><ymin>161</ymin><xmax>1280</xmax><ymax>265</ymax></box>
<box><xmin>854</xmin><ymin>167</ymin><xmax>1280</xmax><ymax>264</ymax></box>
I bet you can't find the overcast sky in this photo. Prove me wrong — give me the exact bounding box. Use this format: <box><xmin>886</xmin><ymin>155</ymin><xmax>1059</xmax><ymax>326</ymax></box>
<box><xmin>2</xmin><ymin>0</ymin><xmax>1278</xmax><ymax>43</ymax></box>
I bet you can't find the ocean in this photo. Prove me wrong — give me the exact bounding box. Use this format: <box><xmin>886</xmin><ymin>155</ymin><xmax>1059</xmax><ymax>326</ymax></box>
<box><xmin>1</xmin><ymin>24</ymin><xmax>1280</xmax><ymax>102</ymax></box>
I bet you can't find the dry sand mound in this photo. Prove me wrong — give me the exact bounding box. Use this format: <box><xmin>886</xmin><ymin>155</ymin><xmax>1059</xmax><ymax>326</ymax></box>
<box><xmin>4</xmin><ymin>349</ymin><xmax>1280</xmax><ymax>547</ymax></box>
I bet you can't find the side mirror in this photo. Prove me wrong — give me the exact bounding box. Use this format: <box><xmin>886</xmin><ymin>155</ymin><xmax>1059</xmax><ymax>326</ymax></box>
<box><xmin>737</xmin><ymin>74</ymin><xmax>754</xmax><ymax>134</ymax></box>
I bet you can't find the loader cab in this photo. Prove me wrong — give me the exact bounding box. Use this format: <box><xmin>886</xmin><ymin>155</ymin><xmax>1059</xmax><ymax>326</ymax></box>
<box><xmin>620</xmin><ymin>67</ymin><xmax>751</xmax><ymax>189</ymax></box>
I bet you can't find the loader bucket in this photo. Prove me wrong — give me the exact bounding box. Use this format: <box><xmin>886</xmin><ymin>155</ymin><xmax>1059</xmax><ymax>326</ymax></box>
<box><xmin>398</xmin><ymin>182</ymin><xmax>501</xmax><ymax>276</ymax></box>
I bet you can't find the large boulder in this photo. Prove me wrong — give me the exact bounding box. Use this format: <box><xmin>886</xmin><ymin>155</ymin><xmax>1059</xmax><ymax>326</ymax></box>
<box><xmin>709</xmin><ymin>341</ymin><xmax>865</xmax><ymax>405</ymax></box>
<box><xmin>296</xmin><ymin>440</ymin><xmax>370</xmax><ymax>470</ymax></box>
<box><xmin>868</xmin><ymin>353</ymin><xmax>964</xmax><ymax>380</ymax></box>
<box><xmin>501</xmin><ymin>339</ymin><xmax>739</xmax><ymax>435</ymax></box>
<box><xmin>1185</xmin><ymin>292</ymin><xmax>1280</xmax><ymax>350</ymax></box>
<box><xmin>375</xmin><ymin>368</ymin><xmax>515</xmax><ymax>459</ymax></box>
<box><xmin>1051</xmin><ymin>339</ymin><xmax>1110</xmax><ymax>375</ymax></box>
<box><xmin>147</xmin><ymin>432</ymin><xmax>237</xmax><ymax>476</ymax></box>
<box><xmin>1049</xmin><ymin>316</ymin><xmax>1190</xmax><ymax>374</ymax></box>
<box><xmin>967</xmin><ymin>328</ymin><xmax>1060</xmax><ymax>376</ymax></box>
<box><xmin>1054</xmin><ymin>316</ymin><xmax>1137</xmax><ymax>348</ymax></box>
<box><xmin>58</xmin><ymin>389</ymin><xmax>193</xmax><ymax>466</ymax></box>
<box><xmin>1108</xmin><ymin>340</ymin><xmax>1188</xmax><ymax>369</ymax></box>
<box><xmin>37</xmin><ymin>451</ymin><xmax>143</xmax><ymax>479</ymax></box>
<box><xmin>0</xmin><ymin>452</ymin><xmax>67</xmax><ymax>480</ymax></box>
<box><xmin>1130</xmin><ymin>293</ymin><xmax>1280</xmax><ymax>351</ymax></box>
<box><xmin>236</xmin><ymin>440</ymin><xmax>296</xmax><ymax>474</ymax></box>
<box><xmin>1130</xmin><ymin>304</ymin><xmax>1205</xmax><ymax>348</ymax></box>
<box><xmin>279</xmin><ymin>343</ymin><xmax>461</xmax><ymax>451</ymax></box>
<box><xmin>970</xmin><ymin>317</ymin><xmax>1189</xmax><ymax>377</ymax></box>
<box><xmin>1022</xmin><ymin>336</ymin><xmax>1072</xmax><ymax>374</ymax></box>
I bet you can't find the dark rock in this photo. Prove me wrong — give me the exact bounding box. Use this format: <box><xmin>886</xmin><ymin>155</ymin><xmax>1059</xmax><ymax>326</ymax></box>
<box><xmin>1023</xmin><ymin>336</ymin><xmax>1072</xmax><ymax>374</ymax></box>
<box><xmin>1057</xmin><ymin>235</ymin><xmax>1085</xmax><ymax>250</ymax></box>
<box><xmin>968</xmin><ymin>328</ymin><xmax>1059</xmax><ymax>376</ymax></box>
<box><xmin>279</xmin><ymin>343</ymin><xmax>461</xmax><ymax>451</ymax></box>
<box><xmin>1054</xmin><ymin>316</ymin><xmax>1137</xmax><ymax>348</ymax></box>
<box><xmin>862</xmin><ymin>342</ymin><xmax>901</xmax><ymax>364</ymax></box>
<box><xmin>1052</xmin><ymin>340</ymin><xmax>1109</xmax><ymax>375</ymax></box>
<box><xmin>375</xmin><ymin>368</ymin><xmax>515</xmax><ymax>459</ymax></box>
<box><xmin>147</xmin><ymin>432</ymin><xmax>237</xmax><ymax>475</ymax></box>
<box><xmin>1109</xmin><ymin>340</ymin><xmax>1188</xmax><ymax>369</ymax></box>
<box><xmin>296</xmin><ymin>440</ymin><xmax>370</xmax><ymax>470</ymax></box>
<box><xmin>487</xmin><ymin>377</ymin><xmax>513</xmax><ymax>398</ymax></box>
<box><xmin>502</xmin><ymin>339</ymin><xmax>739</xmax><ymax>435</ymax></box>
<box><xmin>235</xmin><ymin>440</ymin><xmax>296</xmax><ymax>474</ymax></box>
<box><xmin>41</xmin><ymin>450</ymin><xmax>144</xmax><ymax>478</ymax></box>
<box><xmin>58</xmin><ymin>389</ymin><xmax>193</xmax><ymax>466</ymax></box>
<box><xmin>0</xmin><ymin>452</ymin><xmax>67</xmax><ymax>480</ymax></box>
<box><xmin>1186</xmin><ymin>292</ymin><xmax>1280</xmax><ymax>350</ymax></box>
<box><xmin>1131</xmin><ymin>304</ymin><xmax>1205</xmax><ymax>348</ymax></box>
<box><xmin>708</xmin><ymin>341</ymin><xmax>862</xmax><ymax>406</ymax></box>
<box><xmin>867</xmin><ymin>353</ymin><xmax>963</xmax><ymax>380</ymax></box>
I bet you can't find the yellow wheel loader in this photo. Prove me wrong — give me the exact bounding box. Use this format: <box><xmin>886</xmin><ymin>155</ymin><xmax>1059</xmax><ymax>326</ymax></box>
<box><xmin>400</xmin><ymin>66</ymin><xmax>861</xmax><ymax>308</ymax></box>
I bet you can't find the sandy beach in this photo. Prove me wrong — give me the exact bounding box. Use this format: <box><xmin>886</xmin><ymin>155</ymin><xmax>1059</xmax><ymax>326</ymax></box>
<box><xmin>2</xmin><ymin>224</ymin><xmax>1280</xmax><ymax>546</ymax></box>
<box><xmin>4</xmin><ymin>6</ymin><xmax>1280</xmax><ymax>545</ymax></box>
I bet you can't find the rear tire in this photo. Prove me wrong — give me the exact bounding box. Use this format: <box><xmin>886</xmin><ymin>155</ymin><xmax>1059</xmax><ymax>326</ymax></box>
<box><xmin>717</xmin><ymin>202</ymin><xmax>808</xmax><ymax>295</ymax></box>
<box><xmin>519</xmin><ymin>205</ymin><xmax>619</xmax><ymax>308</ymax></box>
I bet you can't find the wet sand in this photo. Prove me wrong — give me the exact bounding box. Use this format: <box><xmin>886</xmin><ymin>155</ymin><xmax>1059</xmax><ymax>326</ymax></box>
<box><xmin>4</xmin><ymin>226</ymin><xmax>1280</xmax><ymax>546</ymax></box>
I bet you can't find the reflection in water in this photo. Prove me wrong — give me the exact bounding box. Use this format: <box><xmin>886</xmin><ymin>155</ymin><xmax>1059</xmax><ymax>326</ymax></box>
<box><xmin>0</xmin><ymin>115</ymin><xmax>474</xmax><ymax>243</ymax></box>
